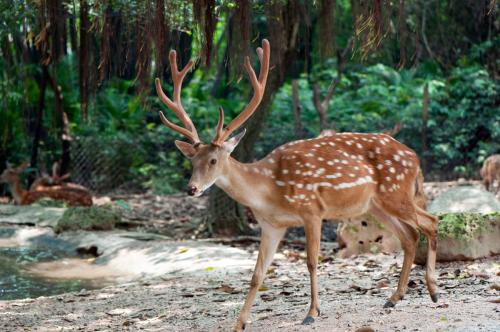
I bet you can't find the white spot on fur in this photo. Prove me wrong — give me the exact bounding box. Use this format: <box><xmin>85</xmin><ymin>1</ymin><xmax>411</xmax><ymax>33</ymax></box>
<box><xmin>276</xmin><ymin>180</ymin><xmax>285</xmax><ymax>186</ymax></box>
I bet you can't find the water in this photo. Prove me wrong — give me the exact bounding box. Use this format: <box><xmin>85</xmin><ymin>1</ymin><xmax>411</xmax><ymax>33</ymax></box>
<box><xmin>0</xmin><ymin>227</ymin><xmax>105</xmax><ymax>300</ymax></box>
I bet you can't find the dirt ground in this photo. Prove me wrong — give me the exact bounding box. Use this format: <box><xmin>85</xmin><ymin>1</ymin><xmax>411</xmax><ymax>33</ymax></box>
<box><xmin>0</xmin><ymin>249</ymin><xmax>498</xmax><ymax>332</ymax></box>
<box><xmin>0</xmin><ymin>181</ymin><xmax>499</xmax><ymax>331</ymax></box>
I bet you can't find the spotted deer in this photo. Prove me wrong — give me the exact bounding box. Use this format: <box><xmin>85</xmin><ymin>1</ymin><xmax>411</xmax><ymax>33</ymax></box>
<box><xmin>0</xmin><ymin>162</ymin><xmax>92</xmax><ymax>206</ymax></box>
<box><xmin>155</xmin><ymin>39</ymin><xmax>439</xmax><ymax>331</ymax></box>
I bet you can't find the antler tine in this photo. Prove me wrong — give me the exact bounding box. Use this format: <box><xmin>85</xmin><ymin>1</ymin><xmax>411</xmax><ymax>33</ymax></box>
<box><xmin>212</xmin><ymin>39</ymin><xmax>270</xmax><ymax>146</ymax></box>
<box><xmin>214</xmin><ymin>107</ymin><xmax>225</xmax><ymax>142</ymax></box>
<box><xmin>155</xmin><ymin>50</ymin><xmax>199</xmax><ymax>143</ymax></box>
<box><xmin>159</xmin><ymin>111</ymin><xmax>199</xmax><ymax>143</ymax></box>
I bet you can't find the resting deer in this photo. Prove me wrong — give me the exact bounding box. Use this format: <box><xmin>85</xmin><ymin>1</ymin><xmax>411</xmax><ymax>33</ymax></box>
<box><xmin>480</xmin><ymin>154</ymin><xmax>500</xmax><ymax>194</ymax></box>
<box><xmin>155</xmin><ymin>39</ymin><xmax>439</xmax><ymax>331</ymax></box>
<box><xmin>30</xmin><ymin>161</ymin><xmax>88</xmax><ymax>192</ymax></box>
<box><xmin>0</xmin><ymin>162</ymin><xmax>92</xmax><ymax>206</ymax></box>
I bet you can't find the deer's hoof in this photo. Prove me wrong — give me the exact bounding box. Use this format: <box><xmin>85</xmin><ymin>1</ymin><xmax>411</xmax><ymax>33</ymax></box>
<box><xmin>431</xmin><ymin>293</ymin><xmax>439</xmax><ymax>303</ymax></box>
<box><xmin>302</xmin><ymin>316</ymin><xmax>315</xmax><ymax>325</ymax></box>
<box><xmin>383</xmin><ymin>300</ymin><xmax>396</xmax><ymax>308</ymax></box>
<box><xmin>233</xmin><ymin>321</ymin><xmax>246</xmax><ymax>331</ymax></box>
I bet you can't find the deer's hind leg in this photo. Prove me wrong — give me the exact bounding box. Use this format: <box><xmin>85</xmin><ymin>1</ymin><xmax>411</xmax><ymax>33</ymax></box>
<box><xmin>302</xmin><ymin>216</ymin><xmax>322</xmax><ymax>325</ymax></box>
<box><xmin>369</xmin><ymin>202</ymin><xmax>419</xmax><ymax>308</ymax></box>
<box><xmin>414</xmin><ymin>206</ymin><xmax>439</xmax><ymax>302</ymax></box>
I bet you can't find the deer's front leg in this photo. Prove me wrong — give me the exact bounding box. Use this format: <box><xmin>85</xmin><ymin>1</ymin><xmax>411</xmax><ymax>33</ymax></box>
<box><xmin>234</xmin><ymin>223</ymin><xmax>286</xmax><ymax>331</ymax></box>
<box><xmin>302</xmin><ymin>217</ymin><xmax>322</xmax><ymax>325</ymax></box>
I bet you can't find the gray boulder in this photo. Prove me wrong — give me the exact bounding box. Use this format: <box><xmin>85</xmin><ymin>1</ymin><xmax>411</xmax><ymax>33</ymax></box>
<box><xmin>428</xmin><ymin>186</ymin><xmax>500</xmax><ymax>214</ymax></box>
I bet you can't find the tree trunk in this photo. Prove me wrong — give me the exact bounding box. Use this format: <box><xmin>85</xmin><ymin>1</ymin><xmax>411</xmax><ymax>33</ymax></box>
<box><xmin>46</xmin><ymin>70</ymin><xmax>71</xmax><ymax>175</ymax></box>
<box><xmin>79</xmin><ymin>0</ymin><xmax>89</xmax><ymax>121</ymax></box>
<box><xmin>69</xmin><ymin>5</ymin><xmax>78</xmax><ymax>55</ymax></box>
<box><xmin>31</xmin><ymin>65</ymin><xmax>49</xmax><ymax>170</ymax></box>
<box><xmin>207</xmin><ymin>0</ymin><xmax>296</xmax><ymax>235</ymax></box>
<box><xmin>421</xmin><ymin>83</ymin><xmax>429</xmax><ymax>172</ymax></box>
<box><xmin>292</xmin><ymin>79</ymin><xmax>303</xmax><ymax>138</ymax></box>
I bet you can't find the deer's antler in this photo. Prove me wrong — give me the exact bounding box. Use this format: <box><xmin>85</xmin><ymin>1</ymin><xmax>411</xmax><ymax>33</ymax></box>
<box><xmin>212</xmin><ymin>39</ymin><xmax>271</xmax><ymax>146</ymax></box>
<box><xmin>156</xmin><ymin>50</ymin><xmax>199</xmax><ymax>143</ymax></box>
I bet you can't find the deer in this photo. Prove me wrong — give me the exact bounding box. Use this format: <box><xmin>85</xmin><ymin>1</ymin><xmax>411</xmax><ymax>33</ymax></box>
<box><xmin>155</xmin><ymin>39</ymin><xmax>439</xmax><ymax>331</ymax></box>
<box><xmin>0</xmin><ymin>162</ymin><xmax>93</xmax><ymax>207</ymax></box>
<box><xmin>480</xmin><ymin>154</ymin><xmax>500</xmax><ymax>194</ymax></box>
<box><xmin>29</xmin><ymin>161</ymin><xmax>88</xmax><ymax>192</ymax></box>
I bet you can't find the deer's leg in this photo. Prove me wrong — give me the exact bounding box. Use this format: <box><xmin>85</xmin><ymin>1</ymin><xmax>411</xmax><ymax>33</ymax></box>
<box><xmin>302</xmin><ymin>217</ymin><xmax>322</xmax><ymax>325</ymax></box>
<box><xmin>369</xmin><ymin>204</ymin><xmax>418</xmax><ymax>308</ymax></box>
<box><xmin>415</xmin><ymin>206</ymin><xmax>439</xmax><ymax>302</ymax></box>
<box><xmin>483</xmin><ymin>178</ymin><xmax>490</xmax><ymax>191</ymax></box>
<box><xmin>234</xmin><ymin>223</ymin><xmax>285</xmax><ymax>331</ymax></box>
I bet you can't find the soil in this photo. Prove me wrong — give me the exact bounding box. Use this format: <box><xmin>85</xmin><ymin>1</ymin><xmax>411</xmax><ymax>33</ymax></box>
<box><xmin>0</xmin><ymin>181</ymin><xmax>499</xmax><ymax>331</ymax></box>
<box><xmin>0</xmin><ymin>251</ymin><xmax>498</xmax><ymax>331</ymax></box>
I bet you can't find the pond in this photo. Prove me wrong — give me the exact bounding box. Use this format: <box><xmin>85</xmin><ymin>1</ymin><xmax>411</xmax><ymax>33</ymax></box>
<box><xmin>0</xmin><ymin>227</ymin><xmax>108</xmax><ymax>300</ymax></box>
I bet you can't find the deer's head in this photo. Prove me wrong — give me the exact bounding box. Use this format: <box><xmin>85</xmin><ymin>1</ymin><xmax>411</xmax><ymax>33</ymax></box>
<box><xmin>156</xmin><ymin>40</ymin><xmax>270</xmax><ymax>197</ymax></box>
<box><xmin>0</xmin><ymin>162</ymin><xmax>29</xmax><ymax>184</ymax></box>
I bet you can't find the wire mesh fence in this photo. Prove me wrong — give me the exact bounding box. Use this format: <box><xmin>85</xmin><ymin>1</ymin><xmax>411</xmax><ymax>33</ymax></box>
<box><xmin>71</xmin><ymin>135</ymin><xmax>136</xmax><ymax>193</ymax></box>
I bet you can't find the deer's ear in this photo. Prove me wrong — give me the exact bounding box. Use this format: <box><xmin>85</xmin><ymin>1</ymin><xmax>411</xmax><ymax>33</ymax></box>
<box><xmin>223</xmin><ymin>129</ymin><xmax>246</xmax><ymax>154</ymax></box>
<box><xmin>175</xmin><ymin>140</ymin><xmax>197</xmax><ymax>159</ymax></box>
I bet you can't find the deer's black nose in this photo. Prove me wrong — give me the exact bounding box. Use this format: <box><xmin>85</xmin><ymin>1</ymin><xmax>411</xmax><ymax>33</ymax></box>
<box><xmin>187</xmin><ymin>185</ymin><xmax>197</xmax><ymax>196</ymax></box>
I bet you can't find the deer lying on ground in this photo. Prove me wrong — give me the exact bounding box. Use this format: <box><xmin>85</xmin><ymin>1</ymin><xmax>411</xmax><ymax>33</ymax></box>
<box><xmin>155</xmin><ymin>39</ymin><xmax>439</xmax><ymax>331</ymax></box>
<box><xmin>480</xmin><ymin>154</ymin><xmax>500</xmax><ymax>194</ymax></box>
<box><xmin>0</xmin><ymin>162</ymin><xmax>92</xmax><ymax>206</ymax></box>
<box><xmin>29</xmin><ymin>161</ymin><xmax>89</xmax><ymax>192</ymax></box>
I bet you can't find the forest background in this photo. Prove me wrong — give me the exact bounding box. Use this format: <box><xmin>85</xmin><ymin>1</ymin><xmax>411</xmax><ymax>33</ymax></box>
<box><xmin>0</xmin><ymin>0</ymin><xmax>498</xmax><ymax>233</ymax></box>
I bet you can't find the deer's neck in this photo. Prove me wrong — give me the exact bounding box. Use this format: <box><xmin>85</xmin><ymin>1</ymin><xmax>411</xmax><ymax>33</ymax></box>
<box><xmin>215</xmin><ymin>157</ymin><xmax>275</xmax><ymax>209</ymax></box>
<box><xmin>8</xmin><ymin>178</ymin><xmax>27</xmax><ymax>204</ymax></box>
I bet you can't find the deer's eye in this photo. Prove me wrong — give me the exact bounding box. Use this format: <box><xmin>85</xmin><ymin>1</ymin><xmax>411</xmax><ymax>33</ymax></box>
<box><xmin>210</xmin><ymin>159</ymin><xmax>217</xmax><ymax>165</ymax></box>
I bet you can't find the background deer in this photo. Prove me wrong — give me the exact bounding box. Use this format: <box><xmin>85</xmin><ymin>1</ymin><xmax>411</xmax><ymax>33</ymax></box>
<box><xmin>155</xmin><ymin>39</ymin><xmax>439</xmax><ymax>331</ymax></box>
<box><xmin>480</xmin><ymin>154</ymin><xmax>500</xmax><ymax>194</ymax></box>
<box><xmin>0</xmin><ymin>162</ymin><xmax>92</xmax><ymax>206</ymax></box>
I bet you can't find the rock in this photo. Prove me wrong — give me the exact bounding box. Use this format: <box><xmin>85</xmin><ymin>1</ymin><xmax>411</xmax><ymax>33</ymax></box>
<box><xmin>416</xmin><ymin>212</ymin><xmax>500</xmax><ymax>263</ymax></box>
<box><xmin>55</xmin><ymin>206</ymin><xmax>120</xmax><ymax>232</ymax></box>
<box><xmin>428</xmin><ymin>186</ymin><xmax>500</xmax><ymax>214</ymax></box>
<box><xmin>337</xmin><ymin>216</ymin><xmax>400</xmax><ymax>258</ymax></box>
<box><xmin>0</xmin><ymin>205</ymin><xmax>64</xmax><ymax>228</ymax></box>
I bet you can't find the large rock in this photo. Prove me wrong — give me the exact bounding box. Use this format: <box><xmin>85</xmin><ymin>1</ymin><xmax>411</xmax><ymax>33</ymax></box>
<box><xmin>336</xmin><ymin>216</ymin><xmax>400</xmax><ymax>258</ymax></box>
<box><xmin>428</xmin><ymin>186</ymin><xmax>500</xmax><ymax>214</ymax></box>
<box><xmin>337</xmin><ymin>185</ymin><xmax>500</xmax><ymax>260</ymax></box>
<box><xmin>416</xmin><ymin>212</ymin><xmax>500</xmax><ymax>263</ymax></box>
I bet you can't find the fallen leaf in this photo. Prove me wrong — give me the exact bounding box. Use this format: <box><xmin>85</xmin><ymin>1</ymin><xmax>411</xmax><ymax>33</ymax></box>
<box><xmin>177</xmin><ymin>247</ymin><xmax>189</xmax><ymax>254</ymax></box>
<box><xmin>217</xmin><ymin>284</ymin><xmax>240</xmax><ymax>294</ymax></box>
<box><xmin>204</xmin><ymin>266</ymin><xmax>215</xmax><ymax>272</ymax></box>
<box><xmin>355</xmin><ymin>327</ymin><xmax>375</xmax><ymax>332</ymax></box>
<box><xmin>376</xmin><ymin>279</ymin><xmax>389</xmax><ymax>288</ymax></box>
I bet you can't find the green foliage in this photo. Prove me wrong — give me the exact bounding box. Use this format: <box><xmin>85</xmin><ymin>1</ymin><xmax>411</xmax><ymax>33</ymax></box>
<box><xmin>263</xmin><ymin>60</ymin><xmax>499</xmax><ymax>180</ymax></box>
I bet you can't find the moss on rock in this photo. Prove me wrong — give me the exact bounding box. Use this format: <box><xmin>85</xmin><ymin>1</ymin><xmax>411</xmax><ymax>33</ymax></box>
<box><xmin>435</xmin><ymin>212</ymin><xmax>499</xmax><ymax>241</ymax></box>
<box><xmin>55</xmin><ymin>205</ymin><xmax>121</xmax><ymax>233</ymax></box>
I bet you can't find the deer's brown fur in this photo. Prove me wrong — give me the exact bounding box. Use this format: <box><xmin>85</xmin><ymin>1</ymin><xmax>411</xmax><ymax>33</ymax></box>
<box><xmin>0</xmin><ymin>163</ymin><xmax>92</xmax><ymax>206</ymax></box>
<box><xmin>480</xmin><ymin>154</ymin><xmax>500</xmax><ymax>193</ymax></box>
